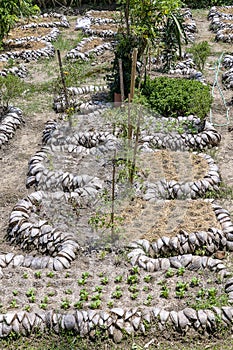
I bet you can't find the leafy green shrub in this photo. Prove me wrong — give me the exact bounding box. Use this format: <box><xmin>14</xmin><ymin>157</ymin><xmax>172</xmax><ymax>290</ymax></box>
<box><xmin>187</xmin><ymin>41</ymin><xmax>211</xmax><ymax>72</ymax></box>
<box><xmin>141</xmin><ymin>77</ymin><xmax>212</xmax><ymax>119</ymax></box>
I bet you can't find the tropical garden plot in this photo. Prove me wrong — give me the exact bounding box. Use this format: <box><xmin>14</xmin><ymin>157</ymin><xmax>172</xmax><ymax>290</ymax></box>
<box><xmin>1</xmin><ymin>1</ymin><xmax>233</xmax><ymax>347</ymax></box>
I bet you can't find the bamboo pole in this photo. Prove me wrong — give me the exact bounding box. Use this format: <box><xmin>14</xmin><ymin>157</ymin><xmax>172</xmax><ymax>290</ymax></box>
<box><xmin>57</xmin><ymin>50</ymin><xmax>71</xmax><ymax>127</ymax></box>
<box><xmin>118</xmin><ymin>58</ymin><xmax>124</xmax><ymax>104</ymax></box>
<box><xmin>129</xmin><ymin>48</ymin><xmax>138</xmax><ymax>102</ymax></box>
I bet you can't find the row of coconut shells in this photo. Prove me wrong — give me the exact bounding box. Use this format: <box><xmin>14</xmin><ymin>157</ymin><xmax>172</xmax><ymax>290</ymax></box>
<box><xmin>0</xmin><ymin>65</ymin><xmax>28</xmax><ymax>78</ymax></box>
<box><xmin>1</xmin><ymin>304</ymin><xmax>233</xmax><ymax>340</ymax></box>
<box><xmin>66</xmin><ymin>36</ymin><xmax>113</xmax><ymax>61</ymax></box>
<box><xmin>4</xmin><ymin>27</ymin><xmax>60</xmax><ymax>45</ymax></box>
<box><xmin>208</xmin><ymin>6</ymin><xmax>233</xmax><ymax>42</ymax></box>
<box><xmin>20</xmin><ymin>12</ymin><xmax>70</xmax><ymax>28</ymax></box>
<box><xmin>6</xmin><ymin>191</ymin><xmax>79</xmax><ymax>271</ymax></box>
<box><xmin>53</xmin><ymin>85</ymin><xmax>109</xmax><ymax>113</ymax></box>
<box><xmin>128</xmin><ymin>200</ymin><xmax>233</xmax><ymax>259</ymax></box>
<box><xmin>0</xmin><ymin>41</ymin><xmax>55</xmax><ymax>62</ymax></box>
<box><xmin>143</xmin><ymin>152</ymin><xmax>220</xmax><ymax>200</ymax></box>
<box><xmin>0</xmin><ymin>107</ymin><xmax>24</xmax><ymax>148</ymax></box>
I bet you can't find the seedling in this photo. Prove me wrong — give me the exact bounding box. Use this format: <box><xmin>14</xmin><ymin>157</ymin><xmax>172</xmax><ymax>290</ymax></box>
<box><xmin>23</xmin><ymin>272</ymin><xmax>28</xmax><ymax>279</ymax></box>
<box><xmin>26</xmin><ymin>288</ymin><xmax>36</xmax><ymax>298</ymax></box>
<box><xmin>176</xmin><ymin>281</ymin><xmax>188</xmax><ymax>291</ymax></box>
<box><xmin>79</xmin><ymin>289</ymin><xmax>89</xmax><ymax>301</ymax></box>
<box><xmin>160</xmin><ymin>285</ymin><xmax>169</xmax><ymax>299</ymax></box>
<box><xmin>47</xmin><ymin>291</ymin><xmax>55</xmax><ymax>297</ymax></box>
<box><xmin>65</xmin><ymin>289</ymin><xmax>73</xmax><ymax>295</ymax></box>
<box><xmin>74</xmin><ymin>301</ymin><xmax>84</xmax><ymax>309</ymax></box>
<box><xmin>47</xmin><ymin>271</ymin><xmax>55</xmax><ymax>278</ymax></box>
<box><xmin>143</xmin><ymin>286</ymin><xmax>149</xmax><ymax>292</ymax></box>
<box><xmin>94</xmin><ymin>286</ymin><xmax>103</xmax><ymax>293</ymax></box>
<box><xmin>91</xmin><ymin>293</ymin><xmax>102</xmax><ymax>301</ymax></box>
<box><xmin>78</xmin><ymin>278</ymin><xmax>87</xmax><ymax>286</ymax></box>
<box><xmin>131</xmin><ymin>266</ymin><xmax>140</xmax><ymax>274</ymax></box>
<box><xmin>100</xmin><ymin>277</ymin><xmax>109</xmax><ymax>285</ymax></box>
<box><xmin>208</xmin><ymin>287</ymin><xmax>217</xmax><ymax>298</ymax></box>
<box><xmin>114</xmin><ymin>275</ymin><xmax>123</xmax><ymax>283</ymax></box>
<box><xmin>34</xmin><ymin>271</ymin><xmax>42</xmax><ymax>279</ymax></box>
<box><xmin>60</xmin><ymin>298</ymin><xmax>71</xmax><ymax>310</ymax></box>
<box><xmin>40</xmin><ymin>303</ymin><xmax>47</xmax><ymax>310</ymax></box>
<box><xmin>24</xmin><ymin>305</ymin><xmax>31</xmax><ymax>312</ymax></box>
<box><xmin>128</xmin><ymin>285</ymin><xmax>139</xmax><ymax>293</ymax></box>
<box><xmin>107</xmin><ymin>300</ymin><xmax>114</xmax><ymax>308</ymax></box>
<box><xmin>190</xmin><ymin>277</ymin><xmax>199</xmax><ymax>287</ymax></box>
<box><xmin>82</xmin><ymin>272</ymin><xmax>90</xmax><ymax>279</ymax></box>
<box><xmin>65</xmin><ymin>272</ymin><xmax>70</xmax><ymax>278</ymax></box>
<box><xmin>111</xmin><ymin>289</ymin><xmax>123</xmax><ymax>299</ymax></box>
<box><xmin>144</xmin><ymin>294</ymin><xmax>153</xmax><ymax>306</ymax></box>
<box><xmin>127</xmin><ymin>274</ymin><xmax>138</xmax><ymax>285</ymax></box>
<box><xmin>9</xmin><ymin>299</ymin><xmax>19</xmax><ymax>308</ymax></box>
<box><xmin>144</xmin><ymin>274</ymin><xmax>152</xmax><ymax>283</ymax></box>
<box><xmin>12</xmin><ymin>290</ymin><xmax>18</xmax><ymax>296</ymax></box>
<box><xmin>177</xmin><ymin>267</ymin><xmax>185</xmax><ymax>276</ymax></box>
<box><xmin>89</xmin><ymin>300</ymin><xmax>101</xmax><ymax>309</ymax></box>
<box><xmin>165</xmin><ymin>268</ymin><xmax>174</xmax><ymax>278</ymax></box>
<box><xmin>130</xmin><ymin>292</ymin><xmax>139</xmax><ymax>300</ymax></box>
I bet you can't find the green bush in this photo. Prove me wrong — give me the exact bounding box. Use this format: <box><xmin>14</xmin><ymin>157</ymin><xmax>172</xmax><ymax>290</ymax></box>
<box><xmin>187</xmin><ymin>41</ymin><xmax>211</xmax><ymax>73</ymax></box>
<box><xmin>141</xmin><ymin>77</ymin><xmax>212</xmax><ymax>120</ymax></box>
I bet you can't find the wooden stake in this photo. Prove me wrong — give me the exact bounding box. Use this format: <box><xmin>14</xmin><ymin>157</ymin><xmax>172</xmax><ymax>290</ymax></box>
<box><xmin>129</xmin><ymin>48</ymin><xmax>138</xmax><ymax>102</ymax></box>
<box><xmin>118</xmin><ymin>58</ymin><xmax>125</xmax><ymax>104</ymax></box>
<box><xmin>111</xmin><ymin>150</ymin><xmax>116</xmax><ymax>240</ymax></box>
<box><xmin>57</xmin><ymin>49</ymin><xmax>71</xmax><ymax>127</ymax></box>
<box><xmin>130</xmin><ymin>107</ymin><xmax>141</xmax><ymax>184</ymax></box>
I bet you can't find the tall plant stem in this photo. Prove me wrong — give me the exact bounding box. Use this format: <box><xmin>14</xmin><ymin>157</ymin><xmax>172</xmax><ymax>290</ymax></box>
<box><xmin>130</xmin><ymin>48</ymin><xmax>138</xmax><ymax>102</ymax></box>
<box><xmin>130</xmin><ymin>108</ymin><xmax>141</xmax><ymax>185</ymax></box>
<box><xmin>118</xmin><ymin>58</ymin><xmax>125</xmax><ymax>104</ymax></box>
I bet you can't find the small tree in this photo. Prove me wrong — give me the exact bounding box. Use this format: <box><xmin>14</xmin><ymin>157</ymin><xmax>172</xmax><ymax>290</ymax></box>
<box><xmin>187</xmin><ymin>41</ymin><xmax>211</xmax><ymax>73</ymax></box>
<box><xmin>0</xmin><ymin>0</ymin><xmax>40</xmax><ymax>48</ymax></box>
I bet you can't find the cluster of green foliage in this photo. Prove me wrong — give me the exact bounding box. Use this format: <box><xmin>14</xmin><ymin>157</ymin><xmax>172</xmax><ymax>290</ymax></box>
<box><xmin>183</xmin><ymin>0</ymin><xmax>232</xmax><ymax>8</ymax></box>
<box><xmin>141</xmin><ymin>76</ymin><xmax>212</xmax><ymax>119</ymax></box>
<box><xmin>0</xmin><ymin>0</ymin><xmax>40</xmax><ymax>48</ymax></box>
<box><xmin>107</xmin><ymin>0</ymin><xmax>186</xmax><ymax>97</ymax></box>
<box><xmin>0</xmin><ymin>74</ymin><xmax>26</xmax><ymax>107</ymax></box>
<box><xmin>187</xmin><ymin>41</ymin><xmax>211</xmax><ymax>72</ymax></box>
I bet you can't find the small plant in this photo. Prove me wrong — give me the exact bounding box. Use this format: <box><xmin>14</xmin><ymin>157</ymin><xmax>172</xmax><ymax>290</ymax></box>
<box><xmin>34</xmin><ymin>271</ymin><xmax>42</xmax><ymax>279</ymax></box>
<box><xmin>100</xmin><ymin>277</ymin><xmax>109</xmax><ymax>285</ymax></box>
<box><xmin>128</xmin><ymin>285</ymin><xmax>139</xmax><ymax>293</ymax></box>
<box><xmin>65</xmin><ymin>272</ymin><xmax>70</xmax><ymax>278</ymax></box>
<box><xmin>47</xmin><ymin>271</ymin><xmax>55</xmax><ymax>278</ymax></box>
<box><xmin>160</xmin><ymin>285</ymin><xmax>169</xmax><ymax>299</ymax></box>
<box><xmin>111</xmin><ymin>288</ymin><xmax>123</xmax><ymax>299</ymax></box>
<box><xmin>24</xmin><ymin>305</ymin><xmax>31</xmax><ymax>312</ymax></box>
<box><xmin>78</xmin><ymin>278</ymin><xmax>87</xmax><ymax>286</ymax></box>
<box><xmin>23</xmin><ymin>272</ymin><xmax>28</xmax><ymax>279</ymax></box>
<box><xmin>94</xmin><ymin>286</ymin><xmax>103</xmax><ymax>293</ymax></box>
<box><xmin>131</xmin><ymin>266</ymin><xmax>140</xmax><ymax>274</ymax></box>
<box><xmin>127</xmin><ymin>275</ymin><xmax>138</xmax><ymax>285</ymax></box>
<box><xmin>144</xmin><ymin>294</ymin><xmax>153</xmax><ymax>306</ymax></box>
<box><xmin>26</xmin><ymin>288</ymin><xmax>36</xmax><ymax>298</ymax></box>
<box><xmin>82</xmin><ymin>272</ymin><xmax>90</xmax><ymax>279</ymax></box>
<box><xmin>60</xmin><ymin>298</ymin><xmax>71</xmax><ymax>310</ymax></box>
<box><xmin>190</xmin><ymin>277</ymin><xmax>200</xmax><ymax>287</ymax></box>
<box><xmin>9</xmin><ymin>299</ymin><xmax>19</xmax><ymax>308</ymax></box>
<box><xmin>79</xmin><ymin>289</ymin><xmax>89</xmax><ymax>301</ymax></box>
<box><xmin>65</xmin><ymin>289</ymin><xmax>73</xmax><ymax>295</ymax></box>
<box><xmin>144</xmin><ymin>274</ymin><xmax>152</xmax><ymax>283</ymax></box>
<box><xmin>165</xmin><ymin>268</ymin><xmax>174</xmax><ymax>278</ymax></box>
<box><xmin>12</xmin><ymin>290</ymin><xmax>18</xmax><ymax>296</ymax></box>
<box><xmin>114</xmin><ymin>275</ymin><xmax>123</xmax><ymax>283</ymax></box>
<box><xmin>143</xmin><ymin>286</ymin><xmax>149</xmax><ymax>292</ymax></box>
<box><xmin>107</xmin><ymin>300</ymin><xmax>114</xmax><ymax>308</ymax></box>
<box><xmin>130</xmin><ymin>292</ymin><xmax>139</xmax><ymax>300</ymax></box>
<box><xmin>40</xmin><ymin>303</ymin><xmax>48</xmax><ymax>310</ymax></box>
<box><xmin>89</xmin><ymin>300</ymin><xmax>101</xmax><ymax>309</ymax></box>
<box><xmin>187</xmin><ymin>41</ymin><xmax>211</xmax><ymax>72</ymax></box>
<box><xmin>74</xmin><ymin>301</ymin><xmax>84</xmax><ymax>309</ymax></box>
<box><xmin>177</xmin><ymin>267</ymin><xmax>185</xmax><ymax>276</ymax></box>
<box><xmin>47</xmin><ymin>291</ymin><xmax>55</xmax><ymax>297</ymax></box>
<box><xmin>91</xmin><ymin>293</ymin><xmax>102</xmax><ymax>301</ymax></box>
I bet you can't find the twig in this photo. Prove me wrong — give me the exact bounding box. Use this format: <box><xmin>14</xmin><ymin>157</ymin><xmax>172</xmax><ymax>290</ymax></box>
<box><xmin>57</xmin><ymin>49</ymin><xmax>71</xmax><ymax>127</ymax></box>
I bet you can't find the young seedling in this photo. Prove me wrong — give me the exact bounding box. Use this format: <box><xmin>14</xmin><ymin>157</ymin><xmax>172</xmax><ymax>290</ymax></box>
<box><xmin>65</xmin><ymin>289</ymin><xmax>73</xmax><ymax>295</ymax></box>
<box><xmin>160</xmin><ymin>285</ymin><xmax>169</xmax><ymax>299</ymax></box>
<box><xmin>89</xmin><ymin>300</ymin><xmax>101</xmax><ymax>309</ymax></box>
<box><xmin>127</xmin><ymin>274</ymin><xmax>138</xmax><ymax>285</ymax></box>
<box><xmin>24</xmin><ymin>305</ymin><xmax>31</xmax><ymax>312</ymax></box>
<box><xmin>78</xmin><ymin>278</ymin><xmax>87</xmax><ymax>286</ymax></box>
<box><xmin>177</xmin><ymin>267</ymin><xmax>185</xmax><ymax>276</ymax></box>
<box><xmin>130</xmin><ymin>292</ymin><xmax>139</xmax><ymax>300</ymax></box>
<box><xmin>100</xmin><ymin>277</ymin><xmax>109</xmax><ymax>285</ymax></box>
<box><xmin>94</xmin><ymin>286</ymin><xmax>103</xmax><ymax>293</ymax></box>
<box><xmin>79</xmin><ymin>289</ymin><xmax>89</xmax><ymax>301</ymax></box>
<box><xmin>165</xmin><ymin>268</ymin><xmax>174</xmax><ymax>278</ymax></box>
<box><xmin>128</xmin><ymin>285</ymin><xmax>139</xmax><ymax>293</ymax></box>
<box><xmin>9</xmin><ymin>299</ymin><xmax>19</xmax><ymax>308</ymax></box>
<box><xmin>144</xmin><ymin>294</ymin><xmax>153</xmax><ymax>306</ymax></box>
<box><xmin>60</xmin><ymin>298</ymin><xmax>71</xmax><ymax>310</ymax></box>
<box><xmin>34</xmin><ymin>271</ymin><xmax>42</xmax><ymax>279</ymax></box>
<box><xmin>107</xmin><ymin>300</ymin><xmax>114</xmax><ymax>308</ymax></box>
<box><xmin>47</xmin><ymin>271</ymin><xmax>55</xmax><ymax>278</ymax></box>
<box><xmin>82</xmin><ymin>272</ymin><xmax>90</xmax><ymax>279</ymax></box>
<box><xmin>190</xmin><ymin>276</ymin><xmax>200</xmax><ymax>287</ymax></box>
<box><xmin>65</xmin><ymin>272</ymin><xmax>70</xmax><ymax>278</ymax></box>
<box><xmin>74</xmin><ymin>301</ymin><xmax>84</xmax><ymax>309</ymax></box>
<box><xmin>23</xmin><ymin>272</ymin><xmax>28</xmax><ymax>279</ymax></box>
<box><xmin>111</xmin><ymin>287</ymin><xmax>123</xmax><ymax>299</ymax></box>
<box><xmin>12</xmin><ymin>290</ymin><xmax>18</xmax><ymax>296</ymax></box>
<box><xmin>131</xmin><ymin>266</ymin><xmax>140</xmax><ymax>275</ymax></box>
<box><xmin>91</xmin><ymin>293</ymin><xmax>102</xmax><ymax>301</ymax></box>
<box><xmin>114</xmin><ymin>275</ymin><xmax>123</xmax><ymax>283</ymax></box>
<box><xmin>144</xmin><ymin>274</ymin><xmax>152</xmax><ymax>283</ymax></box>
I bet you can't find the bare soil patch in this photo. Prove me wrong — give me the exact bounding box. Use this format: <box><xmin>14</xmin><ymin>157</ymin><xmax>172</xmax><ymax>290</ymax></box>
<box><xmin>5</xmin><ymin>27</ymin><xmax>53</xmax><ymax>41</ymax></box>
<box><xmin>1</xmin><ymin>40</ymin><xmax>48</xmax><ymax>54</ymax></box>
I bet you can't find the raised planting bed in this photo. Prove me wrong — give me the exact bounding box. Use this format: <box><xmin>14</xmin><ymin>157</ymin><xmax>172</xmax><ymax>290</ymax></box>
<box><xmin>66</xmin><ymin>36</ymin><xmax>113</xmax><ymax>61</ymax></box>
<box><xmin>0</xmin><ymin>106</ymin><xmax>24</xmax><ymax>148</ymax></box>
<box><xmin>0</xmin><ymin>62</ymin><xmax>27</xmax><ymax>78</ymax></box>
<box><xmin>17</xmin><ymin>12</ymin><xmax>70</xmax><ymax>28</ymax></box>
<box><xmin>4</xmin><ymin>27</ymin><xmax>60</xmax><ymax>44</ymax></box>
<box><xmin>82</xmin><ymin>23</ymin><xmax>119</xmax><ymax>38</ymax></box>
<box><xmin>0</xmin><ymin>40</ymin><xmax>55</xmax><ymax>62</ymax></box>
